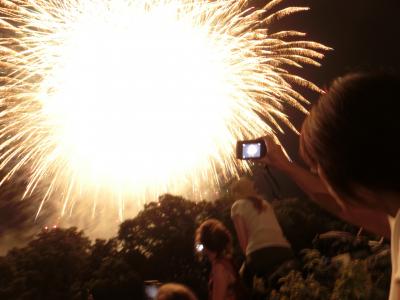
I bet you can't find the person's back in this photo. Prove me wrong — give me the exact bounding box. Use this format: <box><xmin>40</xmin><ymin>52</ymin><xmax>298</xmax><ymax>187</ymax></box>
<box><xmin>209</xmin><ymin>258</ymin><xmax>239</xmax><ymax>300</ymax></box>
<box><xmin>230</xmin><ymin>177</ymin><xmax>293</xmax><ymax>288</ymax></box>
<box><xmin>231</xmin><ymin>198</ymin><xmax>289</xmax><ymax>255</ymax></box>
<box><xmin>195</xmin><ymin>219</ymin><xmax>247</xmax><ymax>300</ymax></box>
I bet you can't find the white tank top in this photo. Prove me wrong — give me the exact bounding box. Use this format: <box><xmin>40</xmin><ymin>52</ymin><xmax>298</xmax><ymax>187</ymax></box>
<box><xmin>231</xmin><ymin>198</ymin><xmax>290</xmax><ymax>255</ymax></box>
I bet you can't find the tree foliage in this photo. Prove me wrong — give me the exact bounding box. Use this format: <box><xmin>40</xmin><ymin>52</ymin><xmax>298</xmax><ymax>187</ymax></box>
<box><xmin>270</xmin><ymin>270</ymin><xmax>330</xmax><ymax>300</ymax></box>
<box><xmin>0</xmin><ymin>194</ymin><xmax>391</xmax><ymax>300</ymax></box>
<box><xmin>117</xmin><ymin>194</ymin><xmax>237</xmax><ymax>298</ymax></box>
<box><xmin>1</xmin><ymin>227</ymin><xmax>90</xmax><ymax>300</ymax></box>
<box><xmin>331</xmin><ymin>260</ymin><xmax>372</xmax><ymax>300</ymax></box>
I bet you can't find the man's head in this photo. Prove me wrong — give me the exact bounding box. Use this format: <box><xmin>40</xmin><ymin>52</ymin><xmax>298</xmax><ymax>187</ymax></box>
<box><xmin>300</xmin><ymin>72</ymin><xmax>400</xmax><ymax>213</ymax></box>
<box><xmin>156</xmin><ymin>283</ymin><xmax>198</xmax><ymax>300</ymax></box>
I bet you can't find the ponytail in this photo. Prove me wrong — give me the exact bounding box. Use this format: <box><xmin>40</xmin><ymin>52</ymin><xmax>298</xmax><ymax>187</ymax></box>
<box><xmin>246</xmin><ymin>196</ymin><xmax>267</xmax><ymax>213</ymax></box>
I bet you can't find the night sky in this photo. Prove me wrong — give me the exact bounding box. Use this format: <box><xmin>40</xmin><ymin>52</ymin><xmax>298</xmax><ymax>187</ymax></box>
<box><xmin>255</xmin><ymin>0</ymin><xmax>400</xmax><ymax>198</ymax></box>
<box><xmin>1</xmin><ymin>0</ymin><xmax>400</xmax><ymax>253</ymax></box>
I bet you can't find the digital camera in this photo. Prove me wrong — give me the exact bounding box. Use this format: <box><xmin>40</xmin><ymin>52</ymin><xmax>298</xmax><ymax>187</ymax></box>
<box><xmin>236</xmin><ymin>139</ymin><xmax>266</xmax><ymax>160</ymax></box>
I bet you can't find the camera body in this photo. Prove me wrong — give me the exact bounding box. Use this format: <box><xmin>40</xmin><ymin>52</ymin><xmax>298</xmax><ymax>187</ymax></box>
<box><xmin>236</xmin><ymin>139</ymin><xmax>266</xmax><ymax>160</ymax></box>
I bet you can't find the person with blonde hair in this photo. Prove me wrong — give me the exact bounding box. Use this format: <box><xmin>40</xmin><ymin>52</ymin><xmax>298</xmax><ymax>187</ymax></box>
<box><xmin>230</xmin><ymin>177</ymin><xmax>293</xmax><ymax>288</ymax></box>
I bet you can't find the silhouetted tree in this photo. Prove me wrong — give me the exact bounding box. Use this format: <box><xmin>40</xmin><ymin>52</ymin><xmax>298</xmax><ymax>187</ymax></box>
<box><xmin>2</xmin><ymin>227</ymin><xmax>90</xmax><ymax>300</ymax></box>
<box><xmin>273</xmin><ymin>197</ymin><xmax>358</xmax><ymax>252</ymax></box>
<box><xmin>331</xmin><ymin>260</ymin><xmax>372</xmax><ymax>300</ymax></box>
<box><xmin>0</xmin><ymin>194</ymin><xmax>391</xmax><ymax>300</ymax></box>
<box><xmin>118</xmin><ymin>194</ymin><xmax>209</xmax><ymax>298</ymax></box>
<box><xmin>89</xmin><ymin>256</ymin><xmax>146</xmax><ymax>300</ymax></box>
<box><xmin>0</xmin><ymin>256</ymin><xmax>14</xmax><ymax>298</ymax></box>
<box><xmin>75</xmin><ymin>238</ymin><xmax>120</xmax><ymax>300</ymax></box>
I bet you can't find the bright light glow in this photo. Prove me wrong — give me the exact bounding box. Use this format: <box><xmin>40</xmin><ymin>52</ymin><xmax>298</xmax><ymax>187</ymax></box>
<box><xmin>0</xmin><ymin>0</ymin><xmax>329</xmax><ymax>222</ymax></box>
<box><xmin>196</xmin><ymin>243</ymin><xmax>204</xmax><ymax>252</ymax></box>
<box><xmin>245</xmin><ymin>144</ymin><xmax>260</xmax><ymax>158</ymax></box>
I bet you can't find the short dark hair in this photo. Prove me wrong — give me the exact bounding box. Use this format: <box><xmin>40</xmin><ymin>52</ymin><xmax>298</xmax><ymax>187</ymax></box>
<box><xmin>195</xmin><ymin>219</ymin><xmax>232</xmax><ymax>259</ymax></box>
<box><xmin>300</xmin><ymin>72</ymin><xmax>400</xmax><ymax>199</ymax></box>
<box><xmin>157</xmin><ymin>283</ymin><xmax>198</xmax><ymax>300</ymax></box>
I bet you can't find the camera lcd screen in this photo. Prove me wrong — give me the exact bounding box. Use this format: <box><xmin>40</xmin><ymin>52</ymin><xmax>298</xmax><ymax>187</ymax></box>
<box><xmin>242</xmin><ymin>142</ymin><xmax>262</xmax><ymax>159</ymax></box>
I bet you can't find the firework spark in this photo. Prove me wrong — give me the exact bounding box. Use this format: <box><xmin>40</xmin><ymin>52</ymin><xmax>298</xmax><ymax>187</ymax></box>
<box><xmin>0</xmin><ymin>0</ymin><xmax>329</xmax><ymax>221</ymax></box>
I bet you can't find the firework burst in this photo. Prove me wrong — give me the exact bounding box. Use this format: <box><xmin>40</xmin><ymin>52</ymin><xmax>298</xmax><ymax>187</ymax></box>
<box><xmin>0</xmin><ymin>0</ymin><xmax>329</xmax><ymax>221</ymax></box>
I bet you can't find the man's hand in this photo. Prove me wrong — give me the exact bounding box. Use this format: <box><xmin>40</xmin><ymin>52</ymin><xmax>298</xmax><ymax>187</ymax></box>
<box><xmin>259</xmin><ymin>135</ymin><xmax>292</xmax><ymax>171</ymax></box>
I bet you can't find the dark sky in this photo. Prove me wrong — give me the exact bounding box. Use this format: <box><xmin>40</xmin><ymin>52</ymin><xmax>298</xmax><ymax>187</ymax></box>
<box><xmin>1</xmin><ymin>0</ymin><xmax>400</xmax><ymax>252</ymax></box>
<box><xmin>252</xmin><ymin>0</ymin><xmax>400</xmax><ymax>198</ymax></box>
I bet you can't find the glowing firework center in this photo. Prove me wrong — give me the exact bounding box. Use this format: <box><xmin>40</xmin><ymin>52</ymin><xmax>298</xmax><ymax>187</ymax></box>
<box><xmin>41</xmin><ymin>2</ymin><xmax>234</xmax><ymax>189</ymax></box>
<box><xmin>0</xmin><ymin>0</ymin><xmax>328</xmax><ymax>217</ymax></box>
